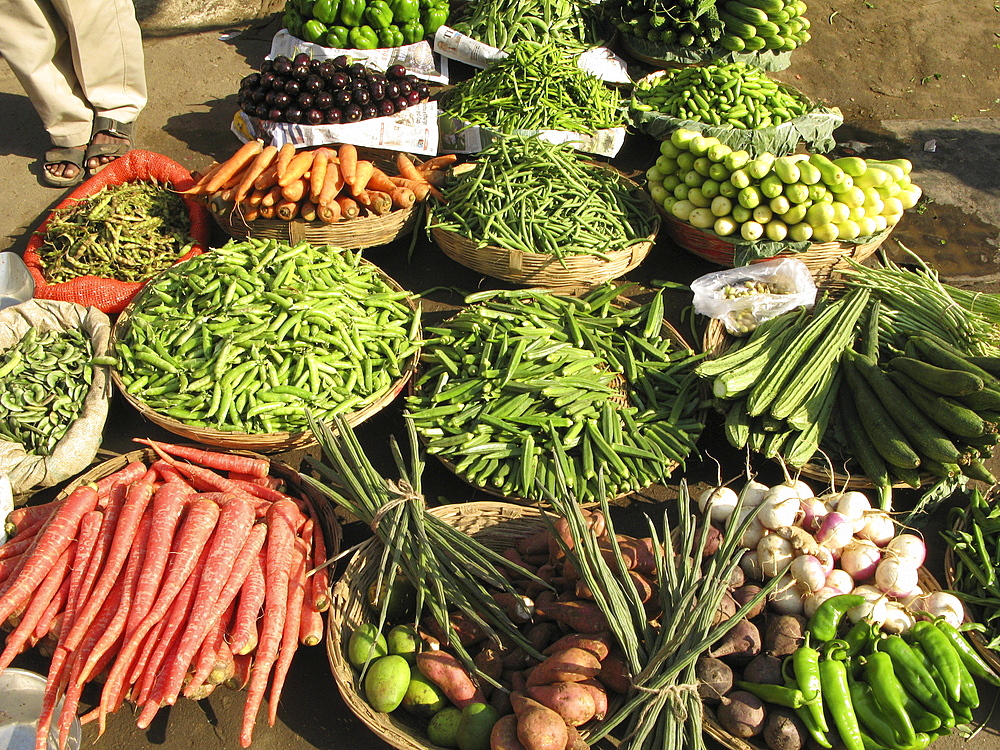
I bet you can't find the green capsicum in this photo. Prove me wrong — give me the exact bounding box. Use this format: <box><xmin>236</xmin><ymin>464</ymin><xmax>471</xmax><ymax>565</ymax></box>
<box><xmin>295</xmin><ymin>0</ymin><xmax>316</xmax><ymax>16</ymax></box>
<box><xmin>311</xmin><ymin>0</ymin><xmax>341</xmax><ymax>24</ymax></box>
<box><xmin>420</xmin><ymin>2</ymin><xmax>448</xmax><ymax>35</ymax></box>
<box><xmin>339</xmin><ymin>0</ymin><xmax>366</xmax><ymax>26</ymax></box>
<box><xmin>863</xmin><ymin>650</ymin><xmax>917</xmax><ymax>747</ymax></box>
<box><xmin>364</xmin><ymin>0</ymin><xmax>393</xmax><ymax>29</ymax></box>
<box><xmin>283</xmin><ymin>9</ymin><xmax>305</xmax><ymax>38</ymax></box>
<box><xmin>400</xmin><ymin>18</ymin><xmax>424</xmax><ymax>43</ymax></box>
<box><xmin>905</xmin><ymin>620</ymin><xmax>963</xmax><ymax>705</ymax></box>
<box><xmin>301</xmin><ymin>18</ymin><xmax>329</xmax><ymax>43</ymax></box>
<box><xmin>325</xmin><ymin>25</ymin><xmax>350</xmax><ymax>47</ymax></box>
<box><xmin>378</xmin><ymin>23</ymin><xmax>404</xmax><ymax>47</ymax></box>
<box><xmin>388</xmin><ymin>0</ymin><xmax>420</xmax><ymax>22</ymax></box>
<box><xmin>349</xmin><ymin>24</ymin><xmax>379</xmax><ymax>48</ymax></box>
<box><xmin>818</xmin><ymin>655</ymin><xmax>865</xmax><ymax>750</ymax></box>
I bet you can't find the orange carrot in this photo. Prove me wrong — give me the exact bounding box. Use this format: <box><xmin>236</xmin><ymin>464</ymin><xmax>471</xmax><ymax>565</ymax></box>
<box><xmin>389</xmin><ymin>186</ymin><xmax>417</xmax><ymax>209</ymax></box>
<box><xmin>418</xmin><ymin>153</ymin><xmax>459</xmax><ymax>171</ymax></box>
<box><xmin>336</xmin><ymin>195</ymin><xmax>360</xmax><ymax>219</ymax></box>
<box><xmin>242</xmin><ymin>205</ymin><xmax>261</xmax><ymax>222</ymax></box>
<box><xmin>275</xmin><ymin>199</ymin><xmax>299</xmax><ymax>221</ymax></box>
<box><xmin>317</xmin><ymin>160</ymin><xmax>345</xmax><ymax>206</ymax></box>
<box><xmin>338</xmin><ymin>143</ymin><xmax>359</xmax><ymax>185</ymax></box>
<box><xmin>350</xmin><ymin>160</ymin><xmax>375</xmax><ymax>196</ymax></box>
<box><xmin>204</xmin><ymin>140</ymin><xmax>264</xmax><ymax>194</ymax></box>
<box><xmin>253</xmin><ymin>163</ymin><xmax>279</xmax><ymax>191</ymax></box>
<box><xmin>308</xmin><ymin>147</ymin><xmax>331</xmax><ymax>202</ymax></box>
<box><xmin>364</xmin><ymin>189</ymin><xmax>393</xmax><ymax>215</ymax></box>
<box><xmin>300</xmin><ymin>200</ymin><xmax>317</xmax><ymax>222</ymax></box>
<box><xmin>395</xmin><ymin>152</ymin><xmax>425</xmax><ymax>183</ymax></box>
<box><xmin>268</xmin><ymin>537</ymin><xmax>308</xmax><ymax>726</ymax></box>
<box><xmin>261</xmin><ymin>184</ymin><xmax>283</xmax><ymax>207</ymax></box>
<box><xmin>274</xmin><ymin>142</ymin><xmax>296</xmax><ymax>177</ymax></box>
<box><xmin>278</xmin><ymin>149</ymin><xmax>315</xmax><ymax>187</ymax></box>
<box><xmin>317</xmin><ymin>201</ymin><xmax>342</xmax><ymax>224</ymax></box>
<box><xmin>388</xmin><ymin>176</ymin><xmax>434</xmax><ymax>201</ymax></box>
<box><xmin>258</xmin><ymin>204</ymin><xmax>276</xmax><ymax>220</ymax></box>
<box><xmin>365</xmin><ymin>167</ymin><xmax>399</xmax><ymax>194</ymax></box>
<box><xmin>246</xmin><ymin>187</ymin><xmax>267</xmax><ymax>209</ymax></box>
<box><xmin>280</xmin><ymin>176</ymin><xmax>308</xmax><ymax>203</ymax></box>
<box><xmin>183</xmin><ymin>161</ymin><xmax>222</xmax><ymax>193</ymax></box>
<box><xmin>233</xmin><ymin>144</ymin><xmax>278</xmax><ymax>203</ymax></box>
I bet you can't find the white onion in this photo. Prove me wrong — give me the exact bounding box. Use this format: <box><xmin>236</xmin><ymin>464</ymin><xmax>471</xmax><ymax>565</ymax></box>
<box><xmin>913</xmin><ymin>591</ymin><xmax>965</xmax><ymax>629</ymax></box>
<box><xmin>803</xmin><ymin>587</ymin><xmax>841</xmax><ymax>618</ymax></box>
<box><xmin>758</xmin><ymin>535</ymin><xmax>795</xmax><ymax>578</ymax></box>
<box><xmin>741</xmin><ymin>480</ymin><xmax>771</xmax><ymax>508</ymax></box>
<box><xmin>840</xmin><ymin>538</ymin><xmax>882</xmax><ymax>582</ymax></box>
<box><xmin>825</xmin><ymin>569</ymin><xmax>856</xmax><ymax>594</ymax></box>
<box><xmin>856</xmin><ymin>512</ymin><xmax>895</xmax><ymax>547</ymax></box>
<box><xmin>874</xmin><ymin>558</ymin><xmax>920</xmax><ymax>598</ymax></box>
<box><xmin>882</xmin><ymin>602</ymin><xmax>916</xmax><ymax>634</ymax></box>
<box><xmin>885</xmin><ymin>534</ymin><xmax>926</xmax><ymax>567</ymax></box>
<box><xmin>816</xmin><ymin>512</ymin><xmax>855</xmax><ymax>550</ymax></box>
<box><xmin>791</xmin><ymin>555</ymin><xmax>827</xmax><ymax>593</ymax></box>
<box><xmin>799</xmin><ymin>497</ymin><xmax>829</xmax><ymax>534</ymax></box>
<box><xmin>740</xmin><ymin>550</ymin><xmax>763</xmax><ymax>581</ymax></box>
<box><xmin>698</xmin><ymin>485</ymin><xmax>740</xmax><ymax>525</ymax></box>
<box><xmin>770</xmin><ymin>574</ymin><xmax>805</xmax><ymax>615</ymax></box>
<box><xmin>758</xmin><ymin>489</ymin><xmax>801</xmax><ymax>531</ymax></box>
<box><xmin>848</xmin><ymin>584</ymin><xmax>888</xmax><ymax>624</ymax></box>
<box><xmin>836</xmin><ymin>491</ymin><xmax>873</xmax><ymax>533</ymax></box>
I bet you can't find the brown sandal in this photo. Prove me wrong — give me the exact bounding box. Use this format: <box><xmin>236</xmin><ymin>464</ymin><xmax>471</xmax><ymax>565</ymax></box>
<box><xmin>42</xmin><ymin>147</ymin><xmax>87</xmax><ymax>188</ymax></box>
<box><xmin>84</xmin><ymin>116</ymin><xmax>134</xmax><ymax>175</ymax></box>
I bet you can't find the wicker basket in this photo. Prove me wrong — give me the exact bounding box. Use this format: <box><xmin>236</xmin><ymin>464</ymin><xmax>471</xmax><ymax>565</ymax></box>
<box><xmin>662</xmin><ymin>211</ymin><xmax>890</xmax><ymax>279</ymax></box>
<box><xmin>326</xmin><ymin>501</ymin><xmax>548</xmax><ymax>750</ymax></box>
<box><xmin>109</xmin><ymin>259</ymin><xmax>420</xmax><ymax>454</ymax></box>
<box><xmin>54</xmin><ymin>446</ymin><xmax>342</xmax><ymax>558</ymax></box>
<box><xmin>429</xmin><ymin>173</ymin><xmax>659</xmax><ymax>290</ymax></box>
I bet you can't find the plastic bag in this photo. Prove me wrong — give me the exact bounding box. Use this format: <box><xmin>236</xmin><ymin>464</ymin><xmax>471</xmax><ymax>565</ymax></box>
<box><xmin>0</xmin><ymin>299</ymin><xmax>112</xmax><ymax>495</ymax></box>
<box><xmin>691</xmin><ymin>258</ymin><xmax>816</xmax><ymax>336</ymax></box>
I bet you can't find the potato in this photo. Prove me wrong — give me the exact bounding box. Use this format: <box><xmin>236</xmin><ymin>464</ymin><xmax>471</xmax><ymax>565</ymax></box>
<box><xmin>763</xmin><ymin>706</ymin><xmax>806</xmax><ymax>750</ymax></box>
<box><xmin>525</xmin><ymin>648</ymin><xmax>601</xmax><ymax>687</ymax></box>
<box><xmin>510</xmin><ymin>692</ymin><xmax>569</xmax><ymax>750</ymax></box>
<box><xmin>717</xmin><ymin>690</ymin><xmax>766</xmax><ymax>739</ymax></box>
<box><xmin>527</xmin><ymin>681</ymin><xmax>597</xmax><ymax>726</ymax></box>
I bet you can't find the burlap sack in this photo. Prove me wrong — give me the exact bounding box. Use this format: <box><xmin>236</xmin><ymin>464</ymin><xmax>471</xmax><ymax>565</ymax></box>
<box><xmin>0</xmin><ymin>299</ymin><xmax>112</xmax><ymax>494</ymax></box>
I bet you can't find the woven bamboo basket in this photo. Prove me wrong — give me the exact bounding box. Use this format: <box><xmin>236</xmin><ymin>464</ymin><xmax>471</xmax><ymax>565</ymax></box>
<box><xmin>662</xmin><ymin>211</ymin><xmax>891</xmax><ymax>279</ymax></box>
<box><xmin>429</xmin><ymin>172</ymin><xmax>659</xmax><ymax>290</ymax></box>
<box><xmin>211</xmin><ymin>148</ymin><xmax>422</xmax><ymax>250</ymax></box>
<box><xmin>54</xmin><ymin>446</ymin><xmax>342</xmax><ymax>558</ymax></box>
<box><xmin>109</xmin><ymin>260</ymin><xmax>420</xmax><ymax>453</ymax></box>
<box><xmin>326</xmin><ymin>501</ymin><xmax>549</xmax><ymax>750</ymax></box>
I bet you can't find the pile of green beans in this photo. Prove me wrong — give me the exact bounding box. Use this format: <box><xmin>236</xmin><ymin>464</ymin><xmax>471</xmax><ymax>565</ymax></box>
<box><xmin>441</xmin><ymin>41</ymin><xmax>624</xmax><ymax>134</ymax></box>
<box><xmin>430</xmin><ymin>137</ymin><xmax>655</xmax><ymax>260</ymax></box>
<box><xmin>0</xmin><ymin>327</ymin><xmax>97</xmax><ymax>456</ymax></box>
<box><xmin>405</xmin><ymin>285</ymin><xmax>706</xmax><ymax>504</ymax></box>
<box><xmin>37</xmin><ymin>180</ymin><xmax>195</xmax><ymax>283</ymax></box>
<box><xmin>632</xmin><ymin>61</ymin><xmax>812</xmax><ymax>129</ymax></box>
<box><xmin>115</xmin><ymin>238</ymin><xmax>421</xmax><ymax>435</ymax></box>
<box><xmin>450</xmin><ymin>0</ymin><xmax>597</xmax><ymax>51</ymax></box>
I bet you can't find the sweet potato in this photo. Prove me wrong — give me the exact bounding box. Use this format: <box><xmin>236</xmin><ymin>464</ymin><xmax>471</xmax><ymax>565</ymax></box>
<box><xmin>491</xmin><ymin>714</ymin><xmax>526</xmax><ymax>750</ymax></box>
<box><xmin>532</xmin><ymin>601</ymin><xmax>609</xmax><ymax>634</ymax></box>
<box><xmin>564</xmin><ymin>725</ymin><xmax>589</xmax><ymax>750</ymax></box>
<box><xmin>525</xmin><ymin>648</ymin><xmax>601</xmax><ymax>687</ymax></box>
<box><xmin>525</xmin><ymin>623</ymin><xmax>560</xmax><ymax>654</ymax></box>
<box><xmin>490</xmin><ymin>684</ymin><xmax>513</xmax><ymax>717</ymax></box>
<box><xmin>516</xmin><ymin>531</ymin><xmax>552</xmax><ymax>558</ymax></box>
<box><xmin>629</xmin><ymin>570</ymin><xmax>657</xmax><ymax>604</ymax></box>
<box><xmin>576</xmin><ymin>679</ymin><xmax>608</xmax><ymax>720</ymax></box>
<box><xmin>527</xmin><ymin>682</ymin><xmax>597</xmax><ymax>726</ymax></box>
<box><xmin>416</xmin><ymin>651</ymin><xmax>486</xmax><ymax>709</ymax></box>
<box><xmin>597</xmin><ymin>647</ymin><xmax>631</xmax><ymax>694</ymax></box>
<box><xmin>616</xmin><ymin>535</ymin><xmax>656</xmax><ymax>575</ymax></box>
<box><xmin>510</xmin><ymin>693</ymin><xmax>568</xmax><ymax>750</ymax></box>
<box><xmin>492</xmin><ymin>592</ymin><xmax>533</xmax><ymax>623</ymax></box>
<box><xmin>501</xmin><ymin>647</ymin><xmax>536</xmax><ymax>672</ymax></box>
<box><xmin>475</xmin><ymin>645</ymin><xmax>505</xmax><ymax>695</ymax></box>
<box><xmin>542</xmin><ymin>632</ymin><xmax>612</xmax><ymax>661</ymax></box>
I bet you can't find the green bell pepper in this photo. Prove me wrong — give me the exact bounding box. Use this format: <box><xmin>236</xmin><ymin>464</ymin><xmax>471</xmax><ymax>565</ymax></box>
<box><xmin>325</xmin><ymin>24</ymin><xmax>350</xmax><ymax>47</ymax></box>
<box><xmin>294</xmin><ymin>0</ymin><xmax>316</xmax><ymax>16</ymax></box>
<box><xmin>378</xmin><ymin>23</ymin><xmax>405</xmax><ymax>47</ymax></box>
<box><xmin>283</xmin><ymin>9</ymin><xmax>306</xmax><ymax>38</ymax></box>
<box><xmin>400</xmin><ymin>18</ymin><xmax>424</xmax><ymax>44</ymax></box>
<box><xmin>301</xmin><ymin>18</ymin><xmax>329</xmax><ymax>43</ymax></box>
<box><xmin>364</xmin><ymin>0</ymin><xmax>393</xmax><ymax>30</ymax></box>
<box><xmin>388</xmin><ymin>0</ymin><xmax>419</xmax><ymax>22</ymax></box>
<box><xmin>339</xmin><ymin>0</ymin><xmax>366</xmax><ymax>26</ymax></box>
<box><xmin>420</xmin><ymin>2</ymin><xmax>448</xmax><ymax>35</ymax></box>
<box><xmin>311</xmin><ymin>0</ymin><xmax>340</xmax><ymax>24</ymax></box>
<box><xmin>349</xmin><ymin>24</ymin><xmax>379</xmax><ymax>48</ymax></box>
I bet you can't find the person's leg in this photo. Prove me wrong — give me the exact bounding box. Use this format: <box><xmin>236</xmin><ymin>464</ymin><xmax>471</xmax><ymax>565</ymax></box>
<box><xmin>0</xmin><ymin>0</ymin><xmax>95</xmax><ymax>184</ymax></box>
<box><xmin>53</xmin><ymin>0</ymin><xmax>147</xmax><ymax>172</ymax></box>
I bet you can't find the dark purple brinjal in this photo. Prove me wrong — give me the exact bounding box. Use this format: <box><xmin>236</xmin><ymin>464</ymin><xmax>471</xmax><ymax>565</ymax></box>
<box><xmin>241</xmin><ymin>101</ymin><xmax>256</xmax><ymax>114</ymax></box>
<box><xmin>342</xmin><ymin>104</ymin><xmax>362</xmax><ymax>122</ymax></box>
<box><xmin>330</xmin><ymin>72</ymin><xmax>350</xmax><ymax>90</ymax></box>
<box><xmin>293</xmin><ymin>52</ymin><xmax>311</xmax><ymax>67</ymax></box>
<box><xmin>296</xmin><ymin>92</ymin><xmax>314</xmax><ymax>109</ymax></box>
<box><xmin>378</xmin><ymin>98</ymin><xmax>395</xmax><ymax>116</ymax></box>
<box><xmin>292</xmin><ymin>64</ymin><xmax>310</xmax><ymax>81</ymax></box>
<box><xmin>348</xmin><ymin>62</ymin><xmax>368</xmax><ymax>78</ymax></box>
<box><xmin>352</xmin><ymin>88</ymin><xmax>370</xmax><ymax>106</ymax></box>
<box><xmin>398</xmin><ymin>80</ymin><xmax>412</xmax><ymax>95</ymax></box>
<box><xmin>386</xmin><ymin>64</ymin><xmax>406</xmax><ymax>80</ymax></box>
<box><xmin>284</xmin><ymin>106</ymin><xmax>304</xmax><ymax>123</ymax></box>
<box><xmin>305</xmin><ymin>108</ymin><xmax>324</xmax><ymax>125</ymax></box>
<box><xmin>273</xmin><ymin>91</ymin><xmax>292</xmax><ymax>108</ymax></box>
<box><xmin>283</xmin><ymin>79</ymin><xmax>301</xmax><ymax>96</ymax></box>
<box><xmin>332</xmin><ymin>54</ymin><xmax>350</xmax><ymax>70</ymax></box>
<box><xmin>259</xmin><ymin>72</ymin><xmax>276</xmax><ymax>90</ymax></box>
<box><xmin>309</xmin><ymin>58</ymin><xmax>325</xmax><ymax>74</ymax></box>
<box><xmin>368</xmin><ymin>82</ymin><xmax>385</xmax><ymax>101</ymax></box>
<box><xmin>241</xmin><ymin>73</ymin><xmax>260</xmax><ymax>88</ymax></box>
<box><xmin>416</xmin><ymin>83</ymin><xmax>430</xmax><ymax>98</ymax></box>
<box><xmin>334</xmin><ymin>89</ymin><xmax>353</xmax><ymax>108</ymax></box>
<box><xmin>315</xmin><ymin>91</ymin><xmax>334</xmax><ymax>110</ymax></box>
<box><xmin>254</xmin><ymin>103</ymin><xmax>270</xmax><ymax>119</ymax></box>
<box><xmin>392</xmin><ymin>96</ymin><xmax>409</xmax><ymax>112</ymax></box>
<box><xmin>405</xmin><ymin>89</ymin><xmax>422</xmax><ymax>105</ymax></box>
<box><xmin>318</xmin><ymin>61</ymin><xmax>336</xmax><ymax>80</ymax></box>
<box><xmin>260</xmin><ymin>59</ymin><xmax>274</xmax><ymax>74</ymax></box>
<box><xmin>267</xmin><ymin>108</ymin><xmax>284</xmax><ymax>121</ymax></box>
<box><xmin>304</xmin><ymin>74</ymin><xmax>324</xmax><ymax>93</ymax></box>
<box><xmin>362</xmin><ymin>103</ymin><xmax>379</xmax><ymax>119</ymax></box>
<box><xmin>324</xmin><ymin>108</ymin><xmax>343</xmax><ymax>124</ymax></box>
<box><xmin>385</xmin><ymin>82</ymin><xmax>400</xmax><ymax>99</ymax></box>
<box><xmin>272</xmin><ymin>57</ymin><xmax>292</xmax><ymax>76</ymax></box>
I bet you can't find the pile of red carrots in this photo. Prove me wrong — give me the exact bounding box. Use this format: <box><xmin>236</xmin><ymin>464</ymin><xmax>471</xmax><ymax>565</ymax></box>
<box><xmin>0</xmin><ymin>439</ymin><xmax>332</xmax><ymax>750</ymax></box>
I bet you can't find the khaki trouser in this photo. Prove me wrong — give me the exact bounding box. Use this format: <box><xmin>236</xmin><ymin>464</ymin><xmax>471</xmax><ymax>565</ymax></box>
<box><xmin>0</xmin><ymin>0</ymin><xmax>147</xmax><ymax>147</ymax></box>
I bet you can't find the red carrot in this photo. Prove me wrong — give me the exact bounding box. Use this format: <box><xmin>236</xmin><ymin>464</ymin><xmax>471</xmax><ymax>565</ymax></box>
<box><xmin>95</xmin><ymin>460</ymin><xmax>148</xmax><ymax>499</ymax></box>
<box><xmin>4</xmin><ymin>499</ymin><xmax>60</xmax><ymax>535</ymax></box>
<box><xmin>228</xmin><ymin>478</ymin><xmax>308</xmax><ymax>513</ymax></box>
<box><xmin>240</xmin><ymin>499</ymin><xmax>299</xmax><ymax>747</ymax></box>
<box><xmin>268</xmin><ymin>537</ymin><xmax>308</xmax><ymax>726</ymax></box>
<box><xmin>227</xmin><ymin>471</ymin><xmax>281</xmax><ymax>489</ymax></box>
<box><xmin>299</xmin><ymin>591</ymin><xmax>324</xmax><ymax>646</ymax></box>
<box><xmin>229</xmin><ymin>549</ymin><xmax>265</xmax><ymax>656</ymax></box>
<box><xmin>135</xmin><ymin>438</ymin><xmax>271</xmax><ymax>478</ymax></box>
<box><xmin>308</xmin><ymin>507</ymin><xmax>331</xmax><ymax>612</ymax></box>
<box><xmin>149</xmin><ymin>459</ymin><xmax>190</xmax><ymax>486</ymax></box>
<box><xmin>0</xmin><ymin>527</ymin><xmax>43</xmax><ymax>561</ymax></box>
<box><xmin>227</xmin><ymin>653</ymin><xmax>254</xmax><ymax>691</ymax></box>
<box><xmin>0</xmin><ymin>485</ymin><xmax>98</xmax><ymax>625</ymax></box>
<box><xmin>32</xmin><ymin>572</ymin><xmax>71</xmax><ymax>643</ymax></box>
<box><xmin>187</xmin><ymin>616</ymin><xmax>225</xmax><ymax>695</ymax></box>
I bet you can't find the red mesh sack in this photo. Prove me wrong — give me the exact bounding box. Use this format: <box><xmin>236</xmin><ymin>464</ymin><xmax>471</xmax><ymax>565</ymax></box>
<box><xmin>23</xmin><ymin>149</ymin><xmax>211</xmax><ymax>314</ymax></box>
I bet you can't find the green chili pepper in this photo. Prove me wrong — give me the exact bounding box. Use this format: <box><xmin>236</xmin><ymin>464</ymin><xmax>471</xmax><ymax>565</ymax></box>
<box><xmin>808</xmin><ymin>594</ymin><xmax>866</xmax><ymax>642</ymax></box>
<box><xmin>933</xmin><ymin>619</ymin><xmax>1000</xmax><ymax>686</ymax></box>
<box><xmin>311</xmin><ymin>0</ymin><xmax>341</xmax><ymax>24</ymax></box>
<box><xmin>421</xmin><ymin>1</ymin><xmax>448</xmax><ymax>34</ymax></box>
<box><xmin>818</xmin><ymin>656</ymin><xmax>865</xmax><ymax>750</ymax></box>
<box><xmin>377</xmin><ymin>23</ymin><xmax>404</xmax><ymax>46</ymax></box>
<box><xmin>325</xmin><ymin>25</ymin><xmax>350</xmax><ymax>47</ymax></box>
<box><xmin>847</xmin><ymin>673</ymin><xmax>906</xmax><ymax>750</ymax></box>
<box><xmin>792</xmin><ymin>644</ymin><xmax>829</xmax><ymax>732</ymax></box>
<box><xmin>905</xmin><ymin>620</ymin><xmax>963</xmax><ymax>705</ymax></box>
<box><xmin>339</xmin><ymin>0</ymin><xmax>366</xmax><ymax>25</ymax></box>
<box><xmin>844</xmin><ymin>619</ymin><xmax>878</xmax><ymax>657</ymax></box>
<box><xmin>400</xmin><ymin>18</ymin><xmax>424</xmax><ymax>43</ymax></box>
<box><xmin>734</xmin><ymin>681</ymin><xmax>807</xmax><ymax>709</ymax></box>
<box><xmin>878</xmin><ymin>635</ymin><xmax>955</xmax><ymax>727</ymax></box>
<box><xmin>348</xmin><ymin>23</ymin><xmax>379</xmax><ymax>47</ymax></box>
<box><xmin>301</xmin><ymin>18</ymin><xmax>329</xmax><ymax>43</ymax></box>
<box><xmin>364</xmin><ymin>0</ymin><xmax>393</xmax><ymax>29</ymax></box>
<box><xmin>899</xmin><ymin>687</ymin><xmax>943</xmax><ymax>734</ymax></box>
<box><xmin>863</xmin><ymin>650</ymin><xmax>916</xmax><ymax>746</ymax></box>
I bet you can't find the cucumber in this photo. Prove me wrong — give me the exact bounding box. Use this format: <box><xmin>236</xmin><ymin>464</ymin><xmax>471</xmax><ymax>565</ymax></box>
<box><xmin>956</xmin><ymin>388</ymin><xmax>1000</xmax><ymax>411</ymax></box>
<box><xmin>742</xmin><ymin>34</ymin><xmax>767</xmax><ymax>50</ymax></box>
<box><xmin>737</xmin><ymin>0</ymin><xmax>785</xmax><ymax>13</ymax></box>
<box><xmin>840</xmin><ymin>353</ymin><xmax>921</xmax><ymax>469</ymax></box>
<box><xmin>755</xmin><ymin>20</ymin><xmax>781</xmax><ymax>37</ymax></box>
<box><xmin>718</xmin><ymin>10</ymin><xmax>759</xmax><ymax>38</ymax></box>
<box><xmin>719</xmin><ymin>33</ymin><xmax>748</xmax><ymax>50</ymax></box>
<box><xmin>968</xmin><ymin>356</ymin><xmax>1000</xmax><ymax>378</ymax></box>
<box><xmin>887</xmin><ymin>356</ymin><xmax>985</xmax><ymax>396</ymax></box>
<box><xmin>959</xmin><ymin>457</ymin><xmax>996</xmax><ymax>484</ymax></box>
<box><xmin>836</xmin><ymin>384</ymin><xmax>892</xmax><ymax>492</ymax></box>
<box><xmin>887</xmin><ymin>370</ymin><xmax>987</xmax><ymax>439</ymax></box>
<box><xmin>723</xmin><ymin>1</ymin><xmax>770</xmax><ymax>25</ymax></box>
<box><xmin>848</xmin><ymin>350</ymin><xmax>964</xmax><ymax>465</ymax></box>
<box><xmin>888</xmin><ymin>464</ymin><xmax>923</xmax><ymax>489</ymax></box>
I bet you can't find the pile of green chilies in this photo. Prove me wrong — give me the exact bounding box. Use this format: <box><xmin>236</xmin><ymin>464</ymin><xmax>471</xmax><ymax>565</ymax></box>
<box><xmin>115</xmin><ymin>238</ymin><xmax>421</xmax><ymax>434</ymax></box>
<box><xmin>0</xmin><ymin>327</ymin><xmax>97</xmax><ymax>455</ymax></box>
<box><xmin>406</xmin><ymin>285</ymin><xmax>705</xmax><ymax>504</ymax></box>
<box><xmin>450</xmin><ymin>0</ymin><xmax>598</xmax><ymax>51</ymax></box>
<box><xmin>37</xmin><ymin>180</ymin><xmax>194</xmax><ymax>283</ymax></box>
<box><xmin>430</xmin><ymin>137</ymin><xmax>654</xmax><ymax>260</ymax></box>
<box><xmin>440</xmin><ymin>42</ymin><xmax>624</xmax><ymax>134</ymax></box>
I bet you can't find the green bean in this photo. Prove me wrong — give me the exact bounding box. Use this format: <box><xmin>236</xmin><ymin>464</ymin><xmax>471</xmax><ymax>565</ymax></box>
<box><xmin>451</xmin><ymin>0</ymin><xmax>600</xmax><ymax>51</ymax></box>
<box><xmin>115</xmin><ymin>238</ymin><xmax>421</xmax><ymax>435</ymax></box>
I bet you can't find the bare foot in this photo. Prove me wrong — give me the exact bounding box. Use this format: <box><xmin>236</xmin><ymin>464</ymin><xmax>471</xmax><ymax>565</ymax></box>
<box><xmin>45</xmin><ymin>145</ymin><xmax>86</xmax><ymax>181</ymax></box>
<box><xmin>86</xmin><ymin>131</ymin><xmax>131</xmax><ymax>171</ymax></box>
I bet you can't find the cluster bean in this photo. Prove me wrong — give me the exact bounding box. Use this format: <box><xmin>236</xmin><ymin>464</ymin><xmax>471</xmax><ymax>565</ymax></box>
<box><xmin>115</xmin><ymin>238</ymin><xmax>421</xmax><ymax>434</ymax></box>
<box><xmin>450</xmin><ymin>0</ymin><xmax>597</xmax><ymax>51</ymax></box>
<box><xmin>0</xmin><ymin>327</ymin><xmax>96</xmax><ymax>455</ymax></box>
<box><xmin>632</xmin><ymin>61</ymin><xmax>812</xmax><ymax>129</ymax></box>
<box><xmin>406</xmin><ymin>285</ymin><xmax>705</xmax><ymax>504</ymax></box>
<box><xmin>441</xmin><ymin>41</ymin><xmax>624</xmax><ymax>134</ymax></box>
<box><xmin>37</xmin><ymin>180</ymin><xmax>194</xmax><ymax>283</ymax></box>
<box><xmin>431</xmin><ymin>136</ymin><xmax>655</xmax><ymax>260</ymax></box>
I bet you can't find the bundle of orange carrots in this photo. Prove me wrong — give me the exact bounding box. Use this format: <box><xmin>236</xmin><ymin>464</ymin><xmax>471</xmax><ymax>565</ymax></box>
<box><xmin>186</xmin><ymin>140</ymin><xmax>454</xmax><ymax>223</ymax></box>
<box><xmin>0</xmin><ymin>439</ymin><xmax>333</xmax><ymax>750</ymax></box>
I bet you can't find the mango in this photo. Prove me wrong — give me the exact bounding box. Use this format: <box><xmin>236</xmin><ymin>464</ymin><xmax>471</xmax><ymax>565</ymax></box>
<box><xmin>363</xmin><ymin>654</ymin><xmax>411</xmax><ymax>713</ymax></box>
<box><xmin>401</xmin><ymin>671</ymin><xmax>448</xmax><ymax>718</ymax></box>
<box><xmin>456</xmin><ymin>702</ymin><xmax>501</xmax><ymax>750</ymax></box>
<box><xmin>427</xmin><ymin>706</ymin><xmax>463</xmax><ymax>748</ymax></box>
<box><xmin>347</xmin><ymin>624</ymin><xmax>388</xmax><ymax>669</ymax></box>
<box><xmin>387</xmin><ymin>624</ymin><xmax>421</xmax><ymax>664</ymax></box>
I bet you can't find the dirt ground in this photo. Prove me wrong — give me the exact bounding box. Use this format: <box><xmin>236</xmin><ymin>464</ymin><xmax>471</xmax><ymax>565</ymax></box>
<box><xmin>0</xmin><ymin>2</ymin><xmax>999</xmax><ymax>750</ymax></box>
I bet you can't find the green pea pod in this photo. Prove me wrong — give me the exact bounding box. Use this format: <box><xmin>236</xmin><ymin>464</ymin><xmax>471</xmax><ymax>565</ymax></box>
<box><xmin>818</xmin><ymin>656</ymin><xmax>865</xmax><ymax>750</ymax></box>
<box><xmin>793</xmin><ymin>644</ymin><xmax>829</xmax><ymax>732</ymax></box>
<box><xmin>878</xmin><ymin>635</ymin><xmax>954</xmax><ymax>727</ymax></box>
<box><xmin>735</xmin><ymin>681</ymin><xmax>807</xmax><ymax>709</ymax></box>
<box><xmin>933</xmin><ymin>619</ymin><xmax>1000</xmax><ymax>687</ymax></box>
<box><xmin>808</xmin><ymin>594</ymin><xmax>866</xmax><ymax>642</ymax></box>
<box><xmin>906</xmin><ymin>620</ymin><xmax>963</xmax><ymax>705</ymax></box>
<box><xmin>863</xmin><ymin>650</ymin><xmax>916</xmax><ymax>746</ymax></box>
